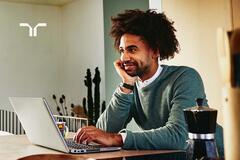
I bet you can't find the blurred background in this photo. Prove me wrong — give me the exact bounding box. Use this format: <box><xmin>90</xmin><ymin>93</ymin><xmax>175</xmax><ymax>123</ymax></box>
<box><xmin>0</xmin><ymin>0</ymin><xmax>235</xmax><ymax>129</ymax></box>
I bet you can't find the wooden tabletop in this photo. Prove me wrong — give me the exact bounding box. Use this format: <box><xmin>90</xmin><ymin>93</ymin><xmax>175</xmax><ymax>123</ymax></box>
<box><xmin>0</xmin><ymin>135</ymin><xmax>183</xmax><ymax>160</ymax></box>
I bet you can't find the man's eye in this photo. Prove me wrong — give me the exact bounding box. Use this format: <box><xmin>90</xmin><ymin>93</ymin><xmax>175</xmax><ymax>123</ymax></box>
<box><xmin>128</xmin><ymin>48</ymin><xmax>137</xmax><ymax>53</ymax></box>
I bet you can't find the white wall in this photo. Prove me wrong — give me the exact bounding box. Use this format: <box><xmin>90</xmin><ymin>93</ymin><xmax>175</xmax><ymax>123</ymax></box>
<box><xmin>162</xmin><ymin>0</ymin><xmax>232</xmax><ymax>124</ymax></box>
<box><xmin>61</xmin><ymin>0</ymin><xmax>105</xmax><ymax>108</ymax></box>
<box><xmin>149</xmin><ymin>0</ymin><xmax>162</xmax><ymax>12</ymax></box>
<box><xmin>0</xmin><ymin>1</ymin><xmax>62</xmax><ymax>110</ymax></box>
<box><xmin>0</xmin><ymin>0</ymin><xmax>105</xmax><ymax>113</ymax></box>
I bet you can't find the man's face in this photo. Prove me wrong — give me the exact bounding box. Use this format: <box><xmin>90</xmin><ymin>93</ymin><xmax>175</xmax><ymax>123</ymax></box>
<box><xmin>119</xmin><ymin>34</ymin><xmax>159</xmax><ymax>80</ymax></box>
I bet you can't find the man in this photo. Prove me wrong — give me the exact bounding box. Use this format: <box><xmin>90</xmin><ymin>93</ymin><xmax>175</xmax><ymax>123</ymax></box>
<box><xmin>74</xmin><ymin>9</ymin><xmax>224</xmax><ymax>155</ymax></box>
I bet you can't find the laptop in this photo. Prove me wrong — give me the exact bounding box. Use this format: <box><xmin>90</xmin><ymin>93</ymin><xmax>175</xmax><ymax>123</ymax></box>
<box><xmin>9</xmin><ymin>97</ymin><xmax>121</xmax><ymax>153</ymax></box>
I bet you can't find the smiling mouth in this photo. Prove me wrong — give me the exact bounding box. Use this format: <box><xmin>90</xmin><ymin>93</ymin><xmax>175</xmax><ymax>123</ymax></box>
<box><xmin>124</xmin><ymin>64</ymin><xmax>136</xmax><ymax>70</ymax></box>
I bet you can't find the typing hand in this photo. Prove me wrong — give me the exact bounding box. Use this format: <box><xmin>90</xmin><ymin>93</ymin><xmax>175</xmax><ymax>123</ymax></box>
<box><xmin>73</xmin><ymin>126</ymin><xmax>123</xmax><ymax>147</ymax></box>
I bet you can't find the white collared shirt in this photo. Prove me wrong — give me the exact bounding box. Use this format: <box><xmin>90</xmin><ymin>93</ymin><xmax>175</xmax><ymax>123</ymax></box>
<box><xmin>136</xmin><ymin>62</ymin><xmax>163</xmax><ymax>89</ymax></box>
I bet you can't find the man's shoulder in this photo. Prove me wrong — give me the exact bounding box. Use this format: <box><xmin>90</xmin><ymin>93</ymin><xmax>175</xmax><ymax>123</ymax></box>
<box><xmin>160</xmin><ymin>65</ymin><xmax>205</xmax><ymax>94</ymax></box>
<box><xmin>162</xmin><ymin>65</ymin><xmax>199</xmax><ymax>76</ymax></box>
<box><xmin>159</xmin><ymin>65</ymin><xmax>203</xmax><ymax>87</ymax></box>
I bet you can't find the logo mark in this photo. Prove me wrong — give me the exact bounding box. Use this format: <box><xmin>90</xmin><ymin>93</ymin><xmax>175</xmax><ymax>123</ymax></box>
<box><xmin>19</xmin><ymin>23</ymin><xmax>47</xmax><ymax>37</ymax></box>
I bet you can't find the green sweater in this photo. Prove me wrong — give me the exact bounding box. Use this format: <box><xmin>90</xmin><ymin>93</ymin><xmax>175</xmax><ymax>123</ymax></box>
<box><xmin>96</xmin><ymin>65</ymin><xmax>224</xmax><ymax>156</ymax></box>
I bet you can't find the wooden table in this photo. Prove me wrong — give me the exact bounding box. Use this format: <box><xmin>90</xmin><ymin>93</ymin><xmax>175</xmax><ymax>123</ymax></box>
<box><xmin>0</xmin><ymin>135</ymin><xmax>184</xmax><ymax>160</ymax></box>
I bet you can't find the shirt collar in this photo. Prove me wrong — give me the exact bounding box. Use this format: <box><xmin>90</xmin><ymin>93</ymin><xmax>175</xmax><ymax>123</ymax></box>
<box><xmin>136</xmin><ymin>61</ymin><xmax>163</xmax><ymax>89</ymax></box>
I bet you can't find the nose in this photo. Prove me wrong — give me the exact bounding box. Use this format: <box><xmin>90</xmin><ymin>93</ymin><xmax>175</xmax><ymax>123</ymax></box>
<box><xmin>120</xmin><ymin>52</ymin><xmax>131</xmax><ymax>61</ymax></box>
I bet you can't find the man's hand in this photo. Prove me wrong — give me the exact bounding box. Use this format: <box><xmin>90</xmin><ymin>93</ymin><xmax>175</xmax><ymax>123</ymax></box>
<box><xmin>114</xmin><ymin>59</ymin><xmax>137</xmax><ymax>85</ymax></box>
<box><xmin>114</xmin><ymin>59</ymin><xmax>137</xmax><ymax>93</ymax></box>
<box><xmin>73</xmin><ymin>126</ymin><xmax>123</xmax><ymax>147</ymax></box>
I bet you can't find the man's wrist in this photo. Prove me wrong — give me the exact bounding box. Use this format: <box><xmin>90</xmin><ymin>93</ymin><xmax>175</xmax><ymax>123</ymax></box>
<box><xmin>119</xmin><ymin>86</ymin><xmax>133</xmax><ymax>94</ymax></box>
<box><xmin>121</xmin><ymin>82</ymin><xmax>134</xmax><ymax>90</ymax></box>
<box><xmin>111</xmin><ymin>133</ymin><xmax>123</xmax><ymax>147</ymax></box>
<box><xmin>120</xmin><ymin>82</ymin><xmax>134</xmax><ymax>93</ymax></box>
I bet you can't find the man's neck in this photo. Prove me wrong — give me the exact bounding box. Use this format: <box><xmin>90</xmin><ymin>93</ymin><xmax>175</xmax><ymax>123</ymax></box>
<box><xmin>139</xmin><ymin>61</ymin><xmax>159</xmax><ymax>82</ymax></box>
<box><xmin>136</xmin><ymin>62</ymin><xmax>162</xmax><ymax>89</ymax></box>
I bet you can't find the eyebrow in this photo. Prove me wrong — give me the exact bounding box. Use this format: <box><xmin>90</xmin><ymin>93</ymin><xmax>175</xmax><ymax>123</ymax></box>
<box><xmin>119</xmin><ymin>45</ymin><xmax>138</xmax><ymax>50</ymax></box>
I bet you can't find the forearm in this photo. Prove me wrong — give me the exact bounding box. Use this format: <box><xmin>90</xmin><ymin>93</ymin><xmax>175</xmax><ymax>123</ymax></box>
<box><xmin>96</xmin><ymin>88</ymin><xmax>133</xmax><ymax>132</ymax></box>
<box><xmin>121</xmin><ymin>97</ymin><xmax>188</xmax><ymax>150</ymax></box>
<box><xmin>110</xmin><ymin>133</ymin><xmax>123</xmax><ymax>147</ymax></box>
<box><xmin>122</xmin><ymin>124</ymin><xmax>188</xmax><ymax>150</ymax></box>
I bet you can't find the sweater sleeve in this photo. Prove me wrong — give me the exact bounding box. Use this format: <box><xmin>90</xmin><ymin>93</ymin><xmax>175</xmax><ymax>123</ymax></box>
<box><xmin>96</xmin><ymin>88</ymin><xmax>134</xmax><ymax>133</ymax></box>
<box><xmin>122</xmin><ymin>68</ymin><xmax>207</xmax><ymax>150</ymax></box>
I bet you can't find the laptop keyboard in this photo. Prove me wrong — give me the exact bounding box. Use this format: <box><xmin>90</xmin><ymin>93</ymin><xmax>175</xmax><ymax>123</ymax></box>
<box><xmin>65</xmin><ymin>139</ymin><xmax>99</xmax><ymax>150</ymax></box>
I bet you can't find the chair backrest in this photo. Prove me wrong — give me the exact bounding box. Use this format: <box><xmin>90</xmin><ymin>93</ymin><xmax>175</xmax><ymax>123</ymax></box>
<box><xmin>0</xmin><ymin>109</ymin><xmax>88</xmax><ymax>134</ymax></box>
<box><xmin>0</xmin><ymin>109</ymin><xmax>25</xmax><ymax>135</ymax></box>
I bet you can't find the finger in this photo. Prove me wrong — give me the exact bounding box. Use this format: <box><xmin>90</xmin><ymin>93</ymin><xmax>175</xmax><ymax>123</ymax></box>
<box><xmin>77</xmin><ymin>127</ymin><xmax>95</xmax><ymax>143</ymax></box>
<box><xmin>74</xmin><ymin>126</ymin><xmax>95</xmax><ymax>142</ymax></box>
<box><xmin>114</xmin><ymin>59</ymin><xmax>123</xmax><ymax>68</ymax></box>
<box><xmin>85</xmin><ymin>137</ymin><xmax>94</xmax><ymax>145</ymax></box>
<box><xmin>76</xmin><ymin>129</ymin><xmax>87</xmax><ymax>144</ymax></box>
<box><xmin>73</xmin><ymin>128</ymin><xmax>82</xmax><ymax>141</ymax></box>
<box><xmin>76</xmin><ymin>127</ymin><xmax>87</xmax><ymax>143</ymax></box>
<box><xmin>86</xmin><ymin>130</ymin><xmax>108</xmax><ymax>146</ymax></box>
<box><xmin>85</xmin><ymin>134</ymin><xmax>104</xmax><ymax>146</ymax></box>
<box><xmin>82</xmin><ymin>139</ymin><xmax>87</xmax><ymax>145</ymax></box>
<box><xmin>78</xmin><ymin>130</ymin><xmax>88</xmax><ymax>144</ymax></box>
<box><xmin>81</xmin><ymin>130</ymin><xmax>99</xmax><ymax>144</ymax></box>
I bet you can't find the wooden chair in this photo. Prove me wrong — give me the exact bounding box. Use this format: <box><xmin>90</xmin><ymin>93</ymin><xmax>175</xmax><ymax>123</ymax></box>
<box><xmin>0</xmin><ymin>109</ymin><xmax>25</xmax><ymax>135</ymax></box>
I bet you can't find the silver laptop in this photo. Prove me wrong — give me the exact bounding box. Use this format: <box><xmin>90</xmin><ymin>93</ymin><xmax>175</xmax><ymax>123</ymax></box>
<box><xmin>9</xmin><ymin>97</ymin><xmax>121</xmax><ymax>153</ymax></box>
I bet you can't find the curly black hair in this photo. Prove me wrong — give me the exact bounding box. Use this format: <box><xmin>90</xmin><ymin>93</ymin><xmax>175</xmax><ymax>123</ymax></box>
<box><xmin>110</xmin><ymin>9</ymin><xmax>179</xmax><ymax>60</ymax></box>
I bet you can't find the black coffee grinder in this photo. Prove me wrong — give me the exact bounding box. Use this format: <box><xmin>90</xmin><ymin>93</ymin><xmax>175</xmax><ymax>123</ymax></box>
<box><xmin>184</xmin><ymin>98</ymin><xmax>219</xmax><ymax>159</ymax></box>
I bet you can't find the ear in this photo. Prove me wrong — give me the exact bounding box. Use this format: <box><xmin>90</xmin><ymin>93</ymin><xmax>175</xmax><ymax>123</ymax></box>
<box><xmin>151</xmin><ymin>49</ymin><xmax>160</xmax><ymax>59</ymax></box>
